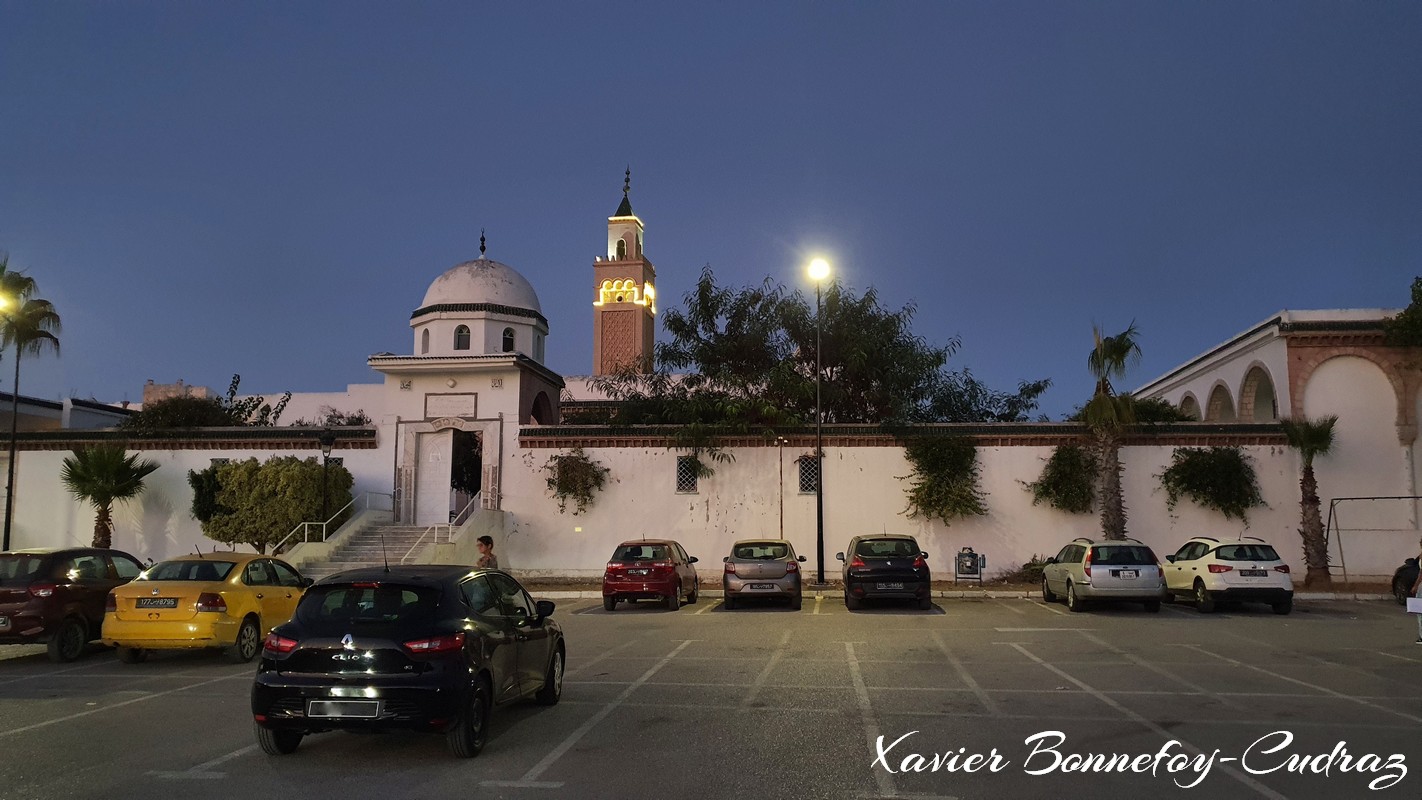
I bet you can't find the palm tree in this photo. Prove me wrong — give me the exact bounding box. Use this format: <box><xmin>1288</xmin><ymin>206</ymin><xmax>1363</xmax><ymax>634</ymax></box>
<box><xmin>1280</xmin><ymin>415</ymin><xmax>1338</xmax><ymax>588</ymax></box>
<box><xmin>1082</xmin><ymin>323</ymin><xmax>1141</xmax><ymax>540</ymax></box>
<box><xmin>0</xmin><ymin>257</ymin><xmax>60</xmax><ymax>550</ymax></box>
<box><xmin>60</xmin><ymin>445</ymin><xmax>160</xmax><ymax>548</ymax></box>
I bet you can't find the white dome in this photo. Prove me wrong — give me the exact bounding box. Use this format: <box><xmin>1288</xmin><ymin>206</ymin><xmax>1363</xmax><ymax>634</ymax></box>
<box><xmin>419</xmin><ymin>258</ymin><xmax>542</xmax><ymax>314</ymax></box>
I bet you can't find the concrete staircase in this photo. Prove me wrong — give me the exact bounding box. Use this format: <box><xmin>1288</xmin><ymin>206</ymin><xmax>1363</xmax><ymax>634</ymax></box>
<box><xmin>300</xmin><ymin>524</ymin><xmax>437</xmax><ymax>580</ymax></box>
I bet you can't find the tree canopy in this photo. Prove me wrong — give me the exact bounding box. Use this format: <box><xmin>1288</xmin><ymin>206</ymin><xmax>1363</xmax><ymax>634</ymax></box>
<box><xmin>122</xmin><ymin>374</ymin><xmax>292</xmax><ymax>432</ymax></box>
<box><xmin>1383</xmin><ymin>276</ymin><xmax>1422</xmax><ymax>347</ymax></box>
<box><xmin>193</xmin><ymin>456</ymin><xmax>353</xmax><ymax>553</ymax></box>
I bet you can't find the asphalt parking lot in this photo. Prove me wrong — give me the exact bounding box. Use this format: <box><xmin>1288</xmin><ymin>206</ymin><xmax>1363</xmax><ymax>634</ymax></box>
<box><xmin>1</xmin><ymin>596</ymin><xmax>1419</xmax><ymax>800</ymax></box>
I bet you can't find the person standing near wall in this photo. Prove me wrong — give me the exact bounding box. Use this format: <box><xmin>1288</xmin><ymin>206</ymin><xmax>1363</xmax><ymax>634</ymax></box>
<box><xmin>1413</xmin><ymin>537</ymin><xmax>1422</xmax><ymax>645</ymax></box>
<box><xmin>476</xmin><ymin>535</ymin><xmax>499</xmax><ymax>570</ymax></box>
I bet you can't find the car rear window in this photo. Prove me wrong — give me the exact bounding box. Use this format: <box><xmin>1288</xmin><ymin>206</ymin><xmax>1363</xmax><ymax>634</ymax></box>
<box><xmin>733</xmin><ymin>542</ymin><xmax>790</xmax><ymax>560</ymax></box>
<box><xmin>855</xmin><ymin>539</ymin><xmax>921</xmax><ymax>558</ymax></box>
<box><xmin>297</xmin><ymin>584</ymin><xmax>441</xmax><ymax>627</ymax></box>
<box><xmin>1089</xmin><ymin>545</ymin><xmax>1157</xmax><ymax>565</ymax></box>
<box><xmin>140</xmin><ymin>560</ymin><xmax>237</xmax><ymax>582</ymax></box>
<box><xmin>614</xmin><ymin>545</ymin><xmax>668</xmax><ymax>561</ymax></box>
<box><xmin>0</xmin><ymin>554</ymin><xmax>47</xmax><ymax>585</ymax></box>
<box><xmin>1214</xmin><ymin>544</ymin><xmax>1280</xmax><ymax>562</ymax></box>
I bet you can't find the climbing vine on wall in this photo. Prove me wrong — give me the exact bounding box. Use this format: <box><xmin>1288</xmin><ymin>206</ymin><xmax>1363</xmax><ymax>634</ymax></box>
<box><xmin>543</xmin><ymin>447</ymin><xmax>611</xmax><ymax>515</ymax></box>
<box><xmin>1158</xmin><ymin>447</ymin><xmax>1265</xmax><ymax>522</ymax></box>
<box><xmin>899</xmin><ymin>435</ymin><xmax>987</xmax><ymax>525</ymax></box>
<box><xmin>1024</xmin><ymin>443</ymin><xmax>1098</xmax><ymax>514</ymax></box>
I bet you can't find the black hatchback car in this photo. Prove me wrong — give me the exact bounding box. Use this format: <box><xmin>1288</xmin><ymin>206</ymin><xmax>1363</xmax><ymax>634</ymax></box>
<box><xmin>0</xmin><ymin>547</ymin><xmax>145</xmax><ymax>662</ymax></box>
<box><xmin>251</xmin><ymin>565</ymin><xmax>564</xmax><ymax>758</ymax></box>
<box><xmin>836</xmin><ymin>534</ymin><xmax>932</xmax><ymax>610</ymax></box>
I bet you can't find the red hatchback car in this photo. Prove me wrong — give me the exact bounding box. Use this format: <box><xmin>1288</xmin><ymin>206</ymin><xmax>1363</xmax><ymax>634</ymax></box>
<box><xmin>602</xmin><ymin>540</ymin><xmax>699</xmax><ymax>611</ymax></box>
<box><xmin>0</xmin><ymin>547</ymin><xmax>146</xmax><ymax>662</ymax></box>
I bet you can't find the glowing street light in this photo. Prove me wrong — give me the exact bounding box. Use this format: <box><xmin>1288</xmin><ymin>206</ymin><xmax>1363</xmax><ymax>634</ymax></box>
<box><xmin>808</xmin><ymin>257</ymin><xmax>831</xmax><ymax>584</ymax></box>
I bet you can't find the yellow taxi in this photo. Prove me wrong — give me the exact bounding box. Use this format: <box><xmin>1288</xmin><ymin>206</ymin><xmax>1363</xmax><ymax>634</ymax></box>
<box><xmin>103</xmin><ymin>552</ymin><xmax>311</xmax><ymax>663</ymax></box>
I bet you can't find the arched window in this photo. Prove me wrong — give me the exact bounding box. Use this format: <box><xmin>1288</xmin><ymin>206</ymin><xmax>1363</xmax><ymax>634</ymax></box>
<box><xmin>421</xmin><ymin>329</ymin><xmax>430</xmax><ymax>354</ymax></box>
<box><xmin>1206</xmin><ymin>384</ymin><xmax>1237</xmax><ymax>422</ymax></box>
<box><xmin>454</xmin><ymin>325</ymin><xmax>471</xmax><ymax>351</ymax></box>
<box><xmin>1179</xmin><ymin>394</ymin><xmax>1201</xmax><ymax>421</ymax></box>
<box><xmin>1239</xmin><ymin>366</ymin><xmax>1277</xmax><ymax>422</ymax></box>
<box><xmin>616</xmin><ymin>239</ymin><xmax>627</xmax><ymax>260</ymax></box>
<box><xmin>502</xmin><ymin>328</ymin><xmax>515</xmax><ymax>353</ymax></box>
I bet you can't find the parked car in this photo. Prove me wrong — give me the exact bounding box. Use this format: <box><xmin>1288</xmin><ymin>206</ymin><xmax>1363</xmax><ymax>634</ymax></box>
<box><xmin>251</xmin><ymin>565</ymin><xmax>564</xmax><ymax>757</ymax></box>
<box><xmin>1163</xmin><ymin>536</ymin><xmax>1293</xmax><ymax>614</ymax></box>
<box><xmin>1393</xmin><ymin>557</ymin><xmax>1420</xmax><ymax>606</ymax></box>
<box><xmin>836</xmin><ymin>534</ymin><xmax>932</xmax><ymax>610</ymax></box>
<box><xmin>601</xmin><ymin>540</ymin><xmax>699</xmax><ymax>611</ymax></box>
<box><xmin>0</xmin><ymin>547</ymin><xmax>146</xmax><ymax>662</ymax></box>
<box><xmin>103</xmin><ymin>553</ymin><xmax>310</xmax><ymax>663</ymax></box>
<box><xmin>722</xmin><ymin>539</ymin><xmax>806</xmax><ymax>610</ymax></box>
<box><xmin>1042</xmin><ymin>537</ymin><xmax>1163</xmax><ymax>613</ymax></box>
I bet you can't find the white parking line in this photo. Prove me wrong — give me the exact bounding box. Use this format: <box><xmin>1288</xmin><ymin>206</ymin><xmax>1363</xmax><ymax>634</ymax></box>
<box><xmin>0</xmin><ymin>671</ymin><xmax>248</xmax><ymax>738</ymax></box>
<box><xmin>992</xmin><ymin>599</ymin><xmax>1025</xmax><ymax>616</ymax></box>
<box><xmin>0</xmin><ymin>658</ymin><xmax>114</xmax><ymax>686</ymax></box>
<box><xmin>813</xmin><ymin>595</ymin><xmax>824</xmax><ymax>615</ymax></box>
<box><xmin>1008</xmin><ymin>643</ymin><xmax>1288</xmax><ymax>800</ymax></box>
<box><xmin>1374</xmin><ymin>650</ymin><xmax>1421</xmax><ymax>663</ymax></box>
<box><xmin>1030</xmin><ymin>600</ymin><xmax>1068</xmax><ymax>616</ymax></box>
<box><xmin>931</xmin><ymin>631</ymin><xmax>999</xmax><ymax>716</ymax></box>
<box><xmin>741</xmin><ymin>630</ymin><xmax>793</xmax><ymax>707</ymax></box>
<box><xmin>845</xmin><ymin>641</ymin><xmax>897</xmax><ymax>800</ymax></box>
<box><xmin>693</xmin><ymin>599</ymin><xmax>721</xmax><ymax>615</ymax></box>
<box><xmin>482</xmin><ymin>639</ymin><xmax>695</xmax><ymax>790</ymax></box>
<box><xmin>563</xmin><ymin>635</ymin><xmax>650</xmax><ymax>677</ymax></box>
<box><xmin>1079</xmin><ymin>631</ymin><xmax>1211</xmax><ymax>694</ymax></box>
<box><xmin>149</xmin><ymin>744</ymin><xmax>257</xmax><ymax>779</ymax></box>
<box><xmin>1186</xmin><ymin>645</ymin><xmax>1422</xmax><ymax>724</ymax></box>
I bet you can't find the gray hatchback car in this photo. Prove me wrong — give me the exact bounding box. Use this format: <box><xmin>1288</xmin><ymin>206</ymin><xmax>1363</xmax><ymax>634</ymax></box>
<box><xmin>722</xmin><ymin>539</ymin><xmax>806</xmax><ymax>610</ymax></box>
<box><xmin>1042</xmin><ymin>537</ymin><xmax>1164</xmax><ymax>613</ymax></box>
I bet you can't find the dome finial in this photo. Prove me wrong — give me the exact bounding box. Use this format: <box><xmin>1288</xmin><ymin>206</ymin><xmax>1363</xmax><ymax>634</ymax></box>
<box><xmin>479</xmin><ymin>229</ymin><xmax>486</xmax><ymax>256</ymax></box>
<box><xmin>614</xmin><ymin>167</ymin><xmax>635</xmax><ymax>217</ymax></box>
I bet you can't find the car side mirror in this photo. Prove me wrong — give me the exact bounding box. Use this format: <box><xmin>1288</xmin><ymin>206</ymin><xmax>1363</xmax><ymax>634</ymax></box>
<box><xmin>722</xmin><ymin>556</ymin><xmax>730</xmax><ymax>562</ymax></box>
<box><xmin>535</xmin><ymin>599</ymin><xmax>556</xmax><ymax>618</ymax></box>
<box><xmin>1407</xmin><ymin>558</ymin><xmax>1420</xmax><ymax>567</ymax></box>
<box><xmin>688</xmin><ymin>556</ymin><xmax>698</xmax><ymax>564</ymax></box>
<box><xmin>1166</xmin><ymin>555</ymin><xmax>1176</xmax><ymax>563</ymax></box>
<box><xmin>797</xmin><ymin>555</ymin><xmax>807</xmax><ymax>563</ymax></box>
<box><xmin>1044</xmin><ymin>557</ymin><xmax>1056</xmax><ymax>565</ymax></box>
<box><xmin>835</xmin><ymin>552</ymin><xmax>845</xmax><ymax>562</ymax></box>
<box><xmin>920</xmin><ymin>551</ymin><xmax>929</xmax><ymax>559</ymax></box>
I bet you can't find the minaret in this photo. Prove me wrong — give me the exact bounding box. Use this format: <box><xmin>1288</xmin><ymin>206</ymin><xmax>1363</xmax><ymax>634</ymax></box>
<box><xmin>592</xmin><ymin>168</ymin><xmax>657</xmax><ymax>374</ymax></box>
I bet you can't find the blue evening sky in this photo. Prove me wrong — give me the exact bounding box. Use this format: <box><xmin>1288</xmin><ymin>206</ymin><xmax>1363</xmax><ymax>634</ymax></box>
<box><xmin>2</xmin><ymin>2</ymin><xmax>1418</xmax><ymax>418</ymax></box>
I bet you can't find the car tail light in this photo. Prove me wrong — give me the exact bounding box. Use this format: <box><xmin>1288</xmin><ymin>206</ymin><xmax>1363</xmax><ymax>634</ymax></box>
<box><xmin>724</xmin><ymin>562</ymin><xmax>737</xmax><ymax>574</ymax></box>
<box><xmin>196</xmin><ymin>592</ymin><xmax>227</xmax><ymax>612</ymax></box>
<box><xmin>606</xmin><ymin>562</ymin><xmax>624</xmax><ymax>572</ymax></box>
<box><xmin>849</xmin><ymin>556</ymin><xmax>866</xmax><ymax>568</ymax></box>
<box><xmin>263</xmin><ymin>633</ymin><xmax>298</xmax><ymax>654</ymax></box>
<box><xmin>1083</xmin><ymin>549</ymin><xmax>1093</xmax><ymax>579</ymax></box>
<box><xmin>1208</xmin><ymin>564</ymin><xmax>1233</xmax><ymax>574</ymax></box>
<box><xmin>404</xmin><ymin>632</ymin><xmax>466</xmax><ymax>654</ymax></box>
<box><xmin>105</xmin><ymin>592</ymin><xmax>117</xmax><ymax>612</ymax></box>
<box><xmin>253</xmin><ymin>714</ymin><xmax>267</xmax><ymax>723</ymax></box>
<box><xmin>785</xmin><ymin>561</ymin><xmax>799</xmax><ymax>572</ymax></box>
<box><xmin>28</xmin><ymin>582</ymin><xmax>56</xmax><ymax>598</ymax></box>
<box><xmin>912</xmin><ymin>556</ymin><xmax>926</xmax><ymax>569</ymax></box>
<box><xmin>1274</xmin><ymin>565</ymin><xmax>1291</xmax><ymax>574</ymax></box>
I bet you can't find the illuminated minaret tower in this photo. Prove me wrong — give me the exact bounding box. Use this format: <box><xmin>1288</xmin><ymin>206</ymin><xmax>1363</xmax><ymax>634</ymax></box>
<box><xmin>592</xmin><ymin>168</ymin><xmax>657</xmax><ymax>374</ymax></box>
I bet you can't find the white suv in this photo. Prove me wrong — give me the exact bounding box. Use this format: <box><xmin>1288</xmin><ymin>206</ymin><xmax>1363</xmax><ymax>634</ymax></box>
<box><xmin>1164</xmin><ymin>536</ymin><xmax>1293</xmax><ymax>615</ymax></box>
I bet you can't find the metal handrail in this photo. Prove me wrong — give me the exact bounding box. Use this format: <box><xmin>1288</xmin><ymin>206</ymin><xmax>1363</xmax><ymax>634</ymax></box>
<box><xmin>401</xmin><ymin>523</ymin><xmax>453</xmax><ymax>564</ymax></box>
<box><xmin>450</xmin><ymin>492</ymin><xmax>481</xmax><ymax>529</ymax></box>
<box><xmin>274</xmin><ymin>491</ymin><xmax>396</xmax><ymax>554</ymax></box>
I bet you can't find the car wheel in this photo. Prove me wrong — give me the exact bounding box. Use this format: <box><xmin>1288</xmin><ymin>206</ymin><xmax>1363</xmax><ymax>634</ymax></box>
<box><xmin>255</xmin><ymin>723</ymin><xmax>303</xmax><ymax>755</ymax></box>
<box><xmin>116</xmin><ymin>646</ymin><xmax>147</xmax><ymax>664</ymax></box>
<box><xmin>666</xmin><ymin>586</ymin><xmax>681</xmax><ymax>611</ymax></box>
<box><xmin>227</xmin><ymin>616</ymin><xmax>261</xmax><ymax>663</ymax></box>
<box><xmin>602</xmin><ymin>597</ymin><xmax>616</xmax><ymax>612</ymax></box>
<box><xmin>1161</xmin><ymin>589</ymin><xmax>1177</xmax><ymax>604</ymax></box>
<box><xmin>1194</xmin><ymin>581</ymin><xmax>1216</xmax><ymax>614</ymax></box>
<box><xmin>534</xmin><ymin>646</ymin><xmax>564</xmax><ymax>705</ymax></box>
<box><xmin>47</xmin><ymin>617</ymin><xmax>88</xmax><ymax>664</ymax></box>
<box><xmin>1144</xmin><ymin>599</ymin><xmax>1161</xmax><ymax>613</ymax></box>
<box><xmin>1065</xmin><ymin>582</ymin><xmax>1084</xmax><ymax>613</ymax></box>
<box><xmin>447</xmin><ymin>678</ymin><xmax>491</xmax><ymax>758</ymax></box>
<box><xmin>845</xmin><ymin>592</ymin><xmax>862</xmax><ymax>611</ymax></box>
<box><xmin>723</xmin><ymin>595</ymin><xmax>736</xmax><ymax>610</ymax></box>
<box><xmin>686</xmin><ymin>584</ymin><xmax>699</xmax><ymax>604</ymax></box>
<box><xmin>790</xmin><ymin>592</ymin><xmax>802</xmax><ymax>611</ymax></box>
<box><xmin>1041</xmin><ymin>576</ymin><xmax>1058</xmax><ymax>603</ymax></box>
<box><xmin>918</xmin><ymin>595</ymin><xmax>933</xmax><ymax>611</ymax></box>
<box><xmin>1272</xmin><ymin>599</ymin><xmax>1293</xmax><ymax>616</ymax></box>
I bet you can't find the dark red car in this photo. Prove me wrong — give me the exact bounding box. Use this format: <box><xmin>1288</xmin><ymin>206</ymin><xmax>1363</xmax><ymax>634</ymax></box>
<box><xmin>601</xmin><ymin>540</ymin><xmax>699</xmax><ymax>611</ymax></box>
<box><xmin>0</xmin><ymin>547</ymin><xmax>146</xmax><ymax>662</ymax></box>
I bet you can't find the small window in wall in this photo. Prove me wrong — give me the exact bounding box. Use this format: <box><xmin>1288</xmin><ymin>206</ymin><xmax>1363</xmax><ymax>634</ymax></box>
<box><xmin>675</xmin><ymin>456</ymin><xmax>699</xmax><ymax>493</ymax></box>
<box><xmin>421</xmin><ymin>329</ymin><xmax>430</xmax><ymax>354</ymax></box>
<box><xmin>502</xmin><ymin>328</ymin><xmax>515</xmax><ymax>352</ymax></box>
<box><xmin>797</xmin><ymin>455</ymin><xmax>820</xmax><ymax>494</ymax></box>
<box><xmin>616</xmin><ymin>239</ymin><xmax>627</xmax><ymax>260</ymax></box>
<box><xmin>454</xmin><ymin>325</ymin><xmax>471</xmax><ymax>351</ymax></box>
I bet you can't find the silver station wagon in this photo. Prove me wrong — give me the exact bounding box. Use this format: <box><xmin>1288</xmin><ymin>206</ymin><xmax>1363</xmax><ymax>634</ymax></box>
<box><xmin>1041</xmin><ymin>537</ymin><xmax>1164</xmax><ymax>613</ymax></box>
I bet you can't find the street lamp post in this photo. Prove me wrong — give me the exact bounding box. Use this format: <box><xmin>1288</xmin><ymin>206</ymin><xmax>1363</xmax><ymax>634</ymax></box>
<box><xmin>317</xmin><ymin>428</ymin><xmax>337</xmax><ymax>523</ymax></box>
<box><xmin>808</xmin><ymin>258</ymin><xmax>831</xmax><ymax>585</ymax></box>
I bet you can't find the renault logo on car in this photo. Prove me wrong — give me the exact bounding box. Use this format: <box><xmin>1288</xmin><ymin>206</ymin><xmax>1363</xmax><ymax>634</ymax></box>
<box><xmin>341</xmin><ymin>634</ymin><xmax>355</xmax><ymax>650</ymax></box>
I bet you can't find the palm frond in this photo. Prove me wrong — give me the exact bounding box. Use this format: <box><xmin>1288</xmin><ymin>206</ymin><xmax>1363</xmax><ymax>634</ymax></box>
<box><xmin>1279</xmin><ymin>415</ymin><xmax>1338</xmax><ymax>463</ymax></box>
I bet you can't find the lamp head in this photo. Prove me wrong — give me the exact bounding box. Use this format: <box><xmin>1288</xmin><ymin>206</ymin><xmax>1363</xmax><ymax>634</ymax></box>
<box><xmin>808</xmin><ymin>258</ymin><xmax>831</xmax><ymax>282</ymax></box>
<box><xmin>317</xmin><ymin>428</ymin><xmax>337</xmax><ymax>457</ymax></box>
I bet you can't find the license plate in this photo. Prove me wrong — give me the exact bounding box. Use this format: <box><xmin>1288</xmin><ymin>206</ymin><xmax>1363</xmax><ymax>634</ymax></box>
<box><xmin>136</xmin><ymin>598</ymin><xmax>178</xmax><ymax>609</ymax></box>
<box><xmin>877</xmin><ymin>582</ymin><xmax>904</xmax><ymax>590</ymax></box>
<box><xmin>1240</xmin><ymin>569</ymin><xmax>1268</xmax><ymax>578</ymax></box>
<box><xmin>1114</xmin><ymin>570</ymin><xmax>1138</xmax><ymax>579</ymax></box>
<box><xmin>628</xmin><ymin>569</ymin><xmax>648</xmax><ymax>576</ymax></box>
<box><xmin>750</xmin><ymin>583</ymin><xmax>777</xmax><ymax>590</ymax></box>
<box><xmin>307</xmin><ymin>700</ymin><xmax>380</xmax><ymax>718</ymax></box>
<box><xmin>0</xmin><ymin>616</ymin><xmax>9</xmax><ymax>631</ymax></box>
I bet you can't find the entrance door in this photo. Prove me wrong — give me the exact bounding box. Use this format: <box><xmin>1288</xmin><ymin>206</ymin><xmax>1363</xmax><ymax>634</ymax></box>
<box><xmin>415</xmin><ymin>430</ymin><xmax>453</xmax><ymax>526</ymax></box>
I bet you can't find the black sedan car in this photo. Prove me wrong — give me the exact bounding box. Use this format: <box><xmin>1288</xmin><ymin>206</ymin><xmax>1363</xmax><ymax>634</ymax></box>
<box><xmin>1394</xmin><ymin>557</ymin><xmax>1419</xmax><ymax>605</ymax></box>
<box><xmin>836</xmin><ymin>534</ymin><xmax>932</xmax><ymax>610</ymax></box>
<box><xmin>251</xmin><ymin>565</ymin><xmax>564</xmax><ymax>758</ymax></box>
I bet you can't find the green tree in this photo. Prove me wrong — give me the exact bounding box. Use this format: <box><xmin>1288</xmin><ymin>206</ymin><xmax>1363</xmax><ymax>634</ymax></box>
<box><xmin>200</xmin><ymin>456</ymin><xmax>353</xmax><ymax>553</ymax></box>
<box><xmin>0</xmin><ymin>256</ymin><xmax>61</xmax><ymax>550</ymax></box>
<box><xmin>121</xmin><ymin>374</ymin><xmax>292</xmax><ymax>432</ymax></box>
<box><xmin>1082</xmin><ymin>323</ymin><xmax>1141</xmax><ymax>540</ymax></box>
<box><xmin>1383</xmin><ymin>276</ymin><xmax>1422</xmax><ymax>346</ymax></box>
<box><xmin>59</xmin><ymin>445</ymin><xmax>160</xmax><ymax>548</ymax></box>
<box><xmin>1280</xmin><ymin>415</ymin><xmax>1338</xmax><ymax>587</ymax></box>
